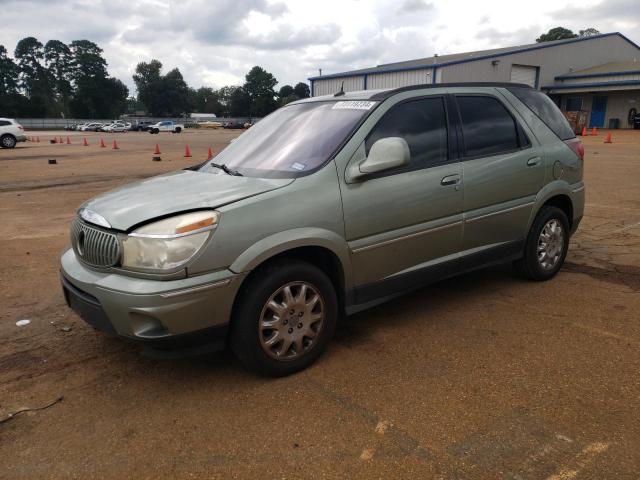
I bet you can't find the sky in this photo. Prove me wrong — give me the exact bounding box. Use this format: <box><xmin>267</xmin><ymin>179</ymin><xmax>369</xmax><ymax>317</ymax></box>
<box><xmin>1</xmin><ymin>0</ymin><xmax>639</xmax><ymax>94</ymax></box>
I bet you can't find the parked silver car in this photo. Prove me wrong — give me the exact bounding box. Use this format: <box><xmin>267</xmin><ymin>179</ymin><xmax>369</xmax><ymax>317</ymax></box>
<box><xmin>61</xmin><ymin>83</ymin><xmax>585</xmax><ymax>376</ymax></box>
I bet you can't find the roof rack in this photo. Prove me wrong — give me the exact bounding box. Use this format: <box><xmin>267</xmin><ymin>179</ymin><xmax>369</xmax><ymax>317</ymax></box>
<box><xmin>369</xmin><ymin>82</ymin><xmax>533</xmax><ymax>100</ymax></box>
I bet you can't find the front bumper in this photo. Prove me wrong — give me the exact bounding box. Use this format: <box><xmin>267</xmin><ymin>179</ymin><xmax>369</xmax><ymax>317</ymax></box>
<box><xmin>60</xmin><ymin>248</ymin><xmax>246</xmax><ymax>351</ymax></box>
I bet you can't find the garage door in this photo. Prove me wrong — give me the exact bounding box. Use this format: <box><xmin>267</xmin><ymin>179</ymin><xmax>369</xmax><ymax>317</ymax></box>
<box><xmin>510</xmin><ymin>65</ymin><xmax>537</xmax><ymax>87</ymax></box>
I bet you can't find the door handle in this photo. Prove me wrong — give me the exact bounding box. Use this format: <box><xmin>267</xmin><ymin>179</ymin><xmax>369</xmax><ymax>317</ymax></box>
<box><xmin>441</xmin><ymin>174</ymin><xmax>460</xmax><ymax>186</ymax></box>
<box><xmin>527</xmin><ymin>157</ymin><xmax>542</xmax><ymax>167</ymax></box>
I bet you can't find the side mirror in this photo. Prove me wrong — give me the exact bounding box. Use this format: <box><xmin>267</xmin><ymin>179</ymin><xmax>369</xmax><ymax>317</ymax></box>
<box><xmin>349</xmin><ymin>137</ymin><xmax>410</xmax><ymax>181</ymax></box>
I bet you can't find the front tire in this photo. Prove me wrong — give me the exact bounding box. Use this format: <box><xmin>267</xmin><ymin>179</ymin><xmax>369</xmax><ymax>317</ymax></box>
<box><xmin>174</xmin><ymin>127</ymin><xmax>181</xmax><ymax>133</ymax></box>
<box><xmin>514</xmin><ymin>206</ymin><xmax>570</xmax><ymax>281</ymax></box>
<box><xmin>230</xmin><ymin>259</ymin><xmax>338</xmax><ymax>377</ymax></box>
<box><xmin>1</xmin><ymin>134</ymin><xmax>17</xmax><ymax>149</ymax></box>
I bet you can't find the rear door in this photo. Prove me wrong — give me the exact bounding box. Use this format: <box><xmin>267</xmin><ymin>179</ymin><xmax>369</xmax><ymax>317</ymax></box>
<box><xmin>453</xmin><ymin>91</ymin><xmax>545</xmax><ymax>262</ymax></box>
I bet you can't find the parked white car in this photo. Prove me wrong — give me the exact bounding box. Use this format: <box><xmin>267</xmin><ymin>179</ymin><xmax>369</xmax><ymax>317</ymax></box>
<box><xmin>102</xmin><ymin>123</ymin><xmax>128</xmax><ymax>133</ymax></box>
<box><xmin>148</xmin><ymin>120</ymin><xmax>184</xmax><ymax>134</ymax></box>
<box><xmin>0</xmin><ymin>118</ymin><xmax>27</xmax><ymax>148</ymax></box>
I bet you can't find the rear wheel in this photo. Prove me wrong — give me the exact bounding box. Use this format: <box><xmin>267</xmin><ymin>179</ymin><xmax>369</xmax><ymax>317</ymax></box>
<box><xmin>230</xmin><ymin>259</ymin><xmax>337</xmax><ymax>377</ymax></box>
<box><xmin>514</xmin><ymin>206</ymin><xmax>570</xmax><ymax>281</ymax></box>
<box><xmin>1</xmin><ymin>134</ymin><xmax>17</xmax><ymax>149</ymax></box>
<box><xmin>174</xmin><ymin>127</ymin><xmax>182</xmax><ymax>133</ymax></box>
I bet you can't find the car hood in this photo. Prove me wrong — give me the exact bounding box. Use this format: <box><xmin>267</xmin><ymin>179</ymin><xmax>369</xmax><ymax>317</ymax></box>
<box><xmin>80</xmin><ymin>169</ymin><xmax>293</xmax><ymax>231</ymax></box>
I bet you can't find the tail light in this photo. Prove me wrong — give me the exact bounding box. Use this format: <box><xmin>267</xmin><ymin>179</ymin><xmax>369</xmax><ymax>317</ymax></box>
<box><xmin>17</xmin><ymin>125</ymin><xmax>24</xmax><ymax>131</ymax></box>
<box><xmin>564</xmin><ymin>137</ymin><xmax>584</xmax><ymax>161</ymax></box>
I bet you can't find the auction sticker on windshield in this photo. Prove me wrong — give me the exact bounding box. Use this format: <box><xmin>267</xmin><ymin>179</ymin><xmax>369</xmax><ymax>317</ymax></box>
<box><xmin>332</xmin><ymin>101</ymin><xmax>376</xmax><ymax>110</ymax></box>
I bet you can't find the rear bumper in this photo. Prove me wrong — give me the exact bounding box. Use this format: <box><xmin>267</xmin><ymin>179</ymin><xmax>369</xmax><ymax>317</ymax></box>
<box><xmin>16</xmin><ymin>134</ymin><xmax>27</xmax><ymax>142</ymax></box>
<box><xmin>60</xmin><ymin>248</ymin><xmax>246</xmax><ymax>352</ymax></box>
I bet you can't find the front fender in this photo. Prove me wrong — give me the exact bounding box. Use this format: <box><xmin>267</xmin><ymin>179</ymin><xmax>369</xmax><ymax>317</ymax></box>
<box><xmin>229</xmin><ymin>227</ymin><xmax>353</xmax><ymax>290</ymax></box>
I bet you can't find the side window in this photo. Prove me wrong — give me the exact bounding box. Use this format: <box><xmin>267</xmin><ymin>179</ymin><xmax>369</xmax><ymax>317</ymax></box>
<box><xmin>456</xmin><ymin>96</ymin><xmax>522</xmax><ymax>157</ymax></box>
<box><xmin>0</xmin><ymin>120</ymin><xmax>10</xmax><ymax>126</ymax></box>
<box><xmin>365</xmin><ymin>97</ymin><xmax>448</xmax><ymax>172</ymax></box>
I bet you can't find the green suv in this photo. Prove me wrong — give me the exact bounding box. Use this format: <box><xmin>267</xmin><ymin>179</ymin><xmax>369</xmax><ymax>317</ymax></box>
<box><xmin>60</xmin><ymin>83</ymin><xmax>585</xmax><ymax>376</ymax></box>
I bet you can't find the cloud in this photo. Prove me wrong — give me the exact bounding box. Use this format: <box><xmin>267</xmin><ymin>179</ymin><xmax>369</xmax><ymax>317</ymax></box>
<box><xmin>0</xmin><ymin>0</ymin><xmax>638</xmax><ymax>95</ymax></box>
<box><xmin>397</xmin><ymin>0</ymin><xmax>434</xmax><ymax>14</ymax></box>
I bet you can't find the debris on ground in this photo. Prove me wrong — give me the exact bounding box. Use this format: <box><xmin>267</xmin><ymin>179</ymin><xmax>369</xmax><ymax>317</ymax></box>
<box><xmin>15</xmin><ymin>319</ymin><xmax>31</xmax><ymax>327</ymax></box>
<box><xmin>0</xmin><ymin>396</ymin><xmax>64</xmax><ymax>425</ymax></box>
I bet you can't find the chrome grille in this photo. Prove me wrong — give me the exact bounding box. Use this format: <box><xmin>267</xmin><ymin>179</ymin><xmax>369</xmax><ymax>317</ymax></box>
<box><xmin>70</xmin><ymin>218</ymin><xmax>121</xmax><ymax>268</ymax></box>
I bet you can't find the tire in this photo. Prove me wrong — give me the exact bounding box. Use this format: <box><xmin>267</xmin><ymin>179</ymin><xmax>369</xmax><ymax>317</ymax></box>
<box><xmin>1</xmin><ymin>134</ymin><xmax>17</xmax><ymax>149</ymax></box>
<box><xmin>174</xmin><ymin>127</ymin><xmax>181</xmax><ymax>133</ymax></box>
<box><xmin>514</xmin><ymin>206</ymin><xmax>570</xmax><ymax>281</ymax></box>
<box><xmin>230</xmin><ymin>259</ymin><xmax>338</xmax><ymax>377</ymax></box>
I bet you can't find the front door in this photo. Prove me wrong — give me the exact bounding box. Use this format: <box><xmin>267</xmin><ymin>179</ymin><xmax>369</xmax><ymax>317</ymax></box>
<box><xmin>453</xmin><ymin>94</ymin><xmax>545</xmax><ymax>263</ymax></box>
<box><xmin>339</xmin><ymin>96</ymin><xmax>463</xmax><ymax>303</ymax></box>
<box><xmin>589</xmin><ymin>96</ymin><xmax>607</xmax><ymax>128</ymax></box>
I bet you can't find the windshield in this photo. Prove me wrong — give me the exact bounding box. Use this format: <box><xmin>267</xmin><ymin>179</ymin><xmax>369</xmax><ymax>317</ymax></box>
<box><xmin>198</xmin><ymin>101</ymin><xmax>375</xmax><ymax>178</ymax></box>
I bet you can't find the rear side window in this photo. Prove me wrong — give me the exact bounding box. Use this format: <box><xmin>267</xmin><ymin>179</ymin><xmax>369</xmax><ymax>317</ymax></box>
<box><xmin>507</xmin><ymin>87</ymin><xmax>575</xmax><ymax>140</ymax></box>
<box><xmin>0</xmin><ymin>120</ymin><xmax>10</xmax><ymax>126</ymax></box>
<box><xmin>365</xmin><ymin>97</ymin><xmax>448</xmax><ymax>171</ymax></box>
<box><xmin>456</xmin><ymin>96</ymin><xmax>521</xmax><ymax>157</ymax></box>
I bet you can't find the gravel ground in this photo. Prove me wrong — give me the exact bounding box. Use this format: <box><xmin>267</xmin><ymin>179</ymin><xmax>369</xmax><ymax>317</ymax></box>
<box><xmin>1</xmin><ymin>129</ymin><xmax>639</xmax><ymax>479</ymax></box>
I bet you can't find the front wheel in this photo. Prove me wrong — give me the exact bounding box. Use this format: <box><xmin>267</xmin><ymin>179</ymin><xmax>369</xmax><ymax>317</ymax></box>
<box><xmin>514</xmin><ymin>206</ymin><xmax>570</xmax><ymax>281</ymax></box>
<box><xmin>1</xmin><ymin>134</ymin><xmax>17</xmax><ymax>149</ymax></box>
<box><xmin>174</xmin><ymin>127</ymin><xmax>181</xmax><ymax>133</ymax></box>
<box><xmin>230</xmin><ymin>259</ymin><xmax>337</xmax><ymax>377</ymax></box>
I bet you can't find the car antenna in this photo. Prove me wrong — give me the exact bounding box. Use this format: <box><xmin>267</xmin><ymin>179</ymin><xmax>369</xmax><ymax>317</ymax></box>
<box><xmin>334</xmin><ymin>81</ymin><xmax>345</xmax><ymax>97</ymax></box>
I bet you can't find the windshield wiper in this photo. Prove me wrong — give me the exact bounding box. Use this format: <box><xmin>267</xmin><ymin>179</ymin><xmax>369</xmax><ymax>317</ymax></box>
<box><xmin>210</xmin><ymin>162</ymin><xmax>243</xmax><ymax>176</ymax></box>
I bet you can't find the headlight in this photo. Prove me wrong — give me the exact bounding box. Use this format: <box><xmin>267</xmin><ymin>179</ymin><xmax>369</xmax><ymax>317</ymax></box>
<box><xmin>121</xmin><ymin>211</ymin><xmax>219</xmax><ymax>272</ymax></box>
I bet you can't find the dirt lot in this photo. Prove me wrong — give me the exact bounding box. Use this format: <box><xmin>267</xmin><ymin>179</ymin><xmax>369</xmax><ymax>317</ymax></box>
<box><xmin>1</xmin><ymin>129</ymin><xmax>639</xmax><ymax>479</ymax></box>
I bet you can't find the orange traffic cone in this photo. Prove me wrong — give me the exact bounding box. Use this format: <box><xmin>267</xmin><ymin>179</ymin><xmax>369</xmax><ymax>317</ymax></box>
<box><xmin>112</xmin><ymin>139</ymin><xmax>119</xmax><ymax>150</ymax></box>
<box><xmin>83</xmin><ymin>138</ymin><xmax>89</xmax><ymax>146</ymax></box>
<box><xmin>66</xmin><ymin>136</ymin><xmax>71</xmax><ymax>144</ymax></box>
<box><xmin>52</xmin><ymin>137</ymin><xmax>57</xmax><ymax>144</ymax></box>
<box><xmin>59</xmin><ymin>136</ymin><xmax>64</xmax><ymax>144</ymax></box>
<box><xmin>581</xmin><ymin>127</ymin><xmax>587</xmax><ymax>136</ymax></box>
<box><xmin>207</xmin><ymin>147</ymin><xmax>213</xmax><ymax>159</ymax></box>
<box><xmin>604</xmin><ymin>133</ymin><xmax>612</xmax><ymax>144</ymax></box>
<box><xmin>36</xmin><ymin>136</ymin><xmax>40</xmax><ymax>142</ymax></box>
<box><xmin>100</xmin><ymin>138</ymin><xmax>106</xmax><ymax>148</ymax></box>
<box><xmin>184</xmin><ymin>145</ymin><xmax>192</xmax><ymax>157</ymax></box>
<box><xmin>153</xmin><ymin>143</ymin><xmax>161</xmax><ymax>154</ymax></box>
<box><xmin>591</xmin><ymin>127</ymin><xmax>598</xmax><ymax>136</ymax></box>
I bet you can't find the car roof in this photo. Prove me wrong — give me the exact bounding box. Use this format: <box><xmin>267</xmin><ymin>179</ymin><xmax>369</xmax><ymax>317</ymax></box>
<box><xmin>291</xmin><ymin>82</ymin><xmax>533</xmax><ymax>104</ymax></box>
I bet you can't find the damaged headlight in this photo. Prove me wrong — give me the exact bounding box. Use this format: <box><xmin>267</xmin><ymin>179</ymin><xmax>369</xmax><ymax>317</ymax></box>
<box><xmin>121</xmin><ymin>211</ymin><xmax>219</xmax><ymax>272</ymax></box>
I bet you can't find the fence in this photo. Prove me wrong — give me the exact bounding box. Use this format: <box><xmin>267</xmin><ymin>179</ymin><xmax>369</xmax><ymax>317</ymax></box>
<box><xmin>15</xmin><ymin>117</ymin><xmax>259</xmax><ymax>130</ymax></box>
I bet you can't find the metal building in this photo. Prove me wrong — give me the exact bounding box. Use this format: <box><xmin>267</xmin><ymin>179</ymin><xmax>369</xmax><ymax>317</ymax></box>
<box><xmin>309</xmin><ymin>32</ymin><xmax>640</xmax><ymax>129</ymax></box>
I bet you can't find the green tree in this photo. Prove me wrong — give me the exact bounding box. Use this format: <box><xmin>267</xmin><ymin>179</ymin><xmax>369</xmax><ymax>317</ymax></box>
<box><xmin>133</xmin><ymin>59</ymin><xmax>163</xmax><ymax>115</ymax></box>
<box><xmin>159</xmin><ymin>68</ymin><xmax>191</xmax><ymax>116</ymax></box>
<box><xmin>14</xmin><ymin>37</ymin><xmax>55</xmax><ymax>116</ymax></box>
<box><xmin>0</xmin><ymin>45</ymin><xmax>19</xmax><ymax>95</ymax></box>
<box><xmin>44</xmin><ymin>40</ymin><xmax>73</xmax><ymax>115</ymax></box>
<box><xmin>191</xmin><ymin>86</ymin><xmax>223</xmax><ymax>114</ymax></box>
<box><xmin>0</xmin><ymin>45</ymin><xmax>28</xmax><ymax>117</ymax></box>
<box><xmin>579</xmin><ymin>28</ymin><xmax>600</xmax><ymax>37</ymax></box>
<box><xmin>243</xmin><ymin>66</ymin><xmax>278</xmax><ymax>117</ymax></box>
<box><xmin>227</xmin><ymin>86</ymin><xmax>250</xmax><ymax>117</ymax></box>
<box><xmin>293</xmin><ymin>82</ymin><xmax>310</xmax><ymax>99</ymax></box>
<box><xmin>70</xmin><ymin>40</ymin><xmax>107</xmax><ymax>80</ymax></box>
<box><xmin>278</xmin><ymin>84</ymin><xmax>294</xmax><ymax>98</ymax></box>
<box><xmin>536</xmin><ymin>27</ymin><xmax>578</xmax><ymax>43</ymax></box>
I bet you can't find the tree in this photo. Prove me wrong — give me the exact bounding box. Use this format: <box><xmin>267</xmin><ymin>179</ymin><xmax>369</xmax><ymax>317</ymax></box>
<box><xmin>0</xmin><ymin>45</ymin><xmax>19</xmax><ymax>96</ymax></box>
<box><xmin>14</xmin><ymin>37</ymin><xmax>55</xmax><ymax>116</ymax></box>
<box><xmin>133</xmin><ymin>59</ymin><xmax>163</xmax><ymax>114</ymax></box>
<box><xmin>159</xmin><ymin>68</ymin><xmax>191</xmax><ymax>116</ymax></box>
<box><xmin>190</xmin><ymin>86</ymin><xmax>223</xmax><ymax>114</ymax></box>
<box><xmin>243</xmin><ymin>66</ymin><xmax>278</xmax><ymax>117</ymax></box>
<box><xmin>44</xmin><ymin>40</ymin><xmax>73</xmax><ymax>115</ymax></box>
<box><xmin>536</xmin><ymin>27</ymin><xmax>578</xmax><ymax>43</ymax></box>
<box><xmin>229</xmin><ymin>87</ymin><xmax>250</xmax><ymax>117</ymax></box>
<box><xmin>579</xmin><ymin>28</ymin><xmax>601</xmax><ymax>37</ymax></box>
<box><xmin>293</xmin><ymin>82</ymin><xmax>310</xmax><ymax>99</ymax></box>
<box><xmin>278</xmin><ymin>84</ymin><xmax>294</xmax><ymax>99</ymax></box>
<box><xmin>70</xmin><ymin>40</ymin><xmax>107</xmax><ymax>80</ymax></box>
